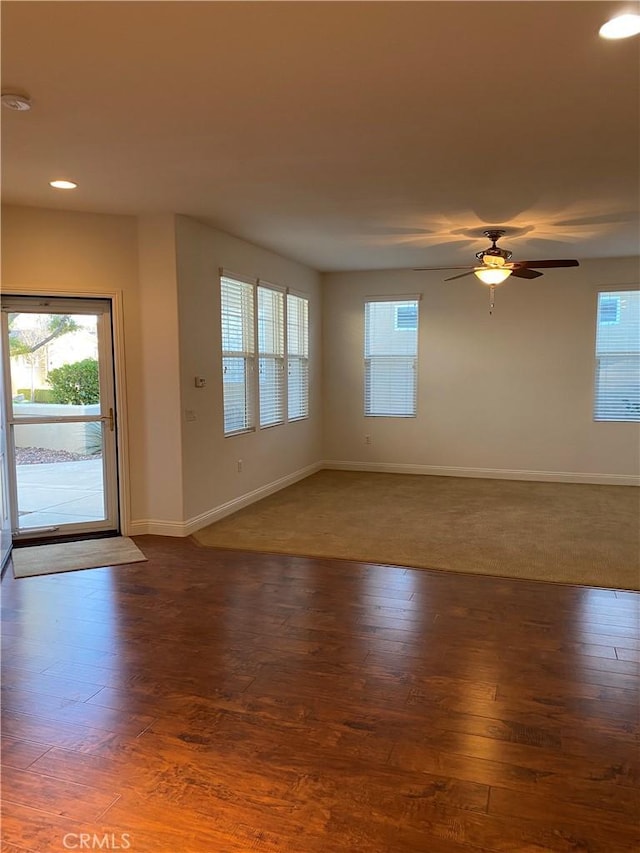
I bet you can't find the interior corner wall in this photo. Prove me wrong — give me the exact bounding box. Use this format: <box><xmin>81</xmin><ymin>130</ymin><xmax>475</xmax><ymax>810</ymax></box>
<box><xmin>174</xmin><ymin>215</ymin><xmax>323</xmax><ymax>527</ymax></box>
<box><xmin>134</xmin><ymin>215</ymin><xmax>184</xmax><ymax>532</ymax></box>
<box><xmin>322</xmin><ymin>256</ymin><xmax>640</xmax><ymax>484</ymax></box>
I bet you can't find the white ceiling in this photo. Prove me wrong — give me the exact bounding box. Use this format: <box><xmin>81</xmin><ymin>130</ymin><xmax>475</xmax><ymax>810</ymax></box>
<box><xmin>2</xmin><ymin>1</ymin><xmax>639</xmax><ymax>271</ymax></box>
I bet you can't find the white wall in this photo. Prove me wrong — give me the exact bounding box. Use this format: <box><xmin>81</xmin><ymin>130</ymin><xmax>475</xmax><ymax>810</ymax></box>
<box><xmin>174</xmin><ymin>215</ymin><xmax>323</xmax><ymax>527</ymax></box>
<box><xmin>322</xmin><ymin>257</ymin><xmax>640</xmax><ymax>484</ymax></box>
<box><xmin>1</xmin><ymin>205</ymin><xmax>145</xmax><ymax>527</ymax></box>
<box><xmin>135</xmin><ymin>215</ymin><xmax>184</xmax><ymax>530</ymax></box>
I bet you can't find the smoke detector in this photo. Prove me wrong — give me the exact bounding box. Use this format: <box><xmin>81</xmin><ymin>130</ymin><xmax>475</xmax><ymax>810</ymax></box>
<box><xmin>1</xmin><ymin>92</ymin><xmax>32</xmax><ymax>111</ymax></box>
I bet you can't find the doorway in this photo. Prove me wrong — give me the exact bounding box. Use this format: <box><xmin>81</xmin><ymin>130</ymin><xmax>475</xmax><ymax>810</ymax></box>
<box><xmin>1</xmin><ymin>295</ymin><xmax>120</xmax><ymax>542</ymax></box>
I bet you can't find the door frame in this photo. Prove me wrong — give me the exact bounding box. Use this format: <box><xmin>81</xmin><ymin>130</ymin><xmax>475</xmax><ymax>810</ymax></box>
<box><xmin>1</xmin><ymin>288</ymin><xmax>131</xmax><ymax>539</ymax></box>
<box><xmin>0</xmin><ymin>333</ymin><xmax>11</xmax><ymax>570</ymax></box>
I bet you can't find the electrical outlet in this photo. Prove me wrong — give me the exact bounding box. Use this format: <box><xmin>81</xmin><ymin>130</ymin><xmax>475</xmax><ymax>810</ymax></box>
<box><xmin>185</xmin><ymin>409</ymin><xmax>197</xmax><ymax>422</ymax></box>
<box><xmin>365</xmin><ymin>435</ymin><xmax>372</xmax><ymax>445</ymax></box>
<box><xmin>237</xmin><ymin>459</ymin><xmax>243</xmax><ymax>473</ymax></box>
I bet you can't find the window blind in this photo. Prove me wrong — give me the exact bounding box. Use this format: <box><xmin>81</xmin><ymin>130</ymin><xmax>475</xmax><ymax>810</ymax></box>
<box><xmin>257</xmin><ymin>285</ymin><xmax>285</xmax><ymax>428</ymax></box>
<box><xmin>287</xmin><ymin>293</ymin><xmax>309</xmax><ymax>421</ymax></box>
<box><xmin>594</xmin><ymin>290</ymin><xmax>640</xmax><ymax>422</ymax></box>
<box><xmin>364</xmin><ymin>299</ymin><xmax>418</xmax><ymax>417</ymax></box>
<box><xmin>221</xmin><ymin>275</ymin><xmax>255</xmax><ymax>434</ymax></box>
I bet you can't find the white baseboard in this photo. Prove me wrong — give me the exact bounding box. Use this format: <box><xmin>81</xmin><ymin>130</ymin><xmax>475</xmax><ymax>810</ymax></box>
<box><xmin>184</xmin><ymin>461</ymin><xmax>323</xmax><ymax>535</ymax></box>
<box><xmin>127</xmin><ymin>519</ymin><xmax>188</xmax><ymax>537</ymax></box>
<box><xmin>322</xmin><ymin>460</ymin><xmax>640</xmax><ymax>487</ymax></box>
<box><xmin>128</xmin><ymin>461</ymin><xmax>323</xmax><ymax>537</ymax></box>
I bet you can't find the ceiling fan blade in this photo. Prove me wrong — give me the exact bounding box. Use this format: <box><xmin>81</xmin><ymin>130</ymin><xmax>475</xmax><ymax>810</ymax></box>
<box><xmin>510</xmin><ymin>267</ymin><xmax>543</xmax><ymax>279</ymax></box>
<box><xmin>444</xmin><ymin>270</ymin><xmax>476</xmax><ymax>281</ymax></box>
<box><xmin>516</xmin><ymin>259</ymin><xmax>579</xmax><ymax>269</ymax></box>
<box><xmin>413</xmin><ymin>266</ymin><xmax>476</xmax><ymax>271</ymax></box>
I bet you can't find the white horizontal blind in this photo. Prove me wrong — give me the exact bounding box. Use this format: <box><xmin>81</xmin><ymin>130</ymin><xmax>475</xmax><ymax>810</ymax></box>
<box><xmin>365</xmin><ymin>299</ymin><xmax>418</xmax><ymax>417</ymax></box>
<box><xmin>287</xmin><ymin>293</ymin><xmax>309</xmax><ymax>421</ymax></box>
<box><xmin>594</xmin><ymin>290</ymin><xmax>640</xmax><ymax>422</ymax></box>
<box><xmin>258</xmin><ymin>285</ymin><xmax>285</xmax><ymax>428</ymax></box>
<box><xmin>221</xmin><ymin>275</ymin><xmax>255</xmax><ymax>434</ymax></box>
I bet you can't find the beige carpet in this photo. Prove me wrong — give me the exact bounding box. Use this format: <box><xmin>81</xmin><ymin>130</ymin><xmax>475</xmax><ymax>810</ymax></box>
<box><xmin>12</xmin><ymin>536</ymin><xmax>147</xmax><ymax>578</ymax></box>
<box><xmin>193</xmin><ymin>471</ymin><xmax>640</xmax><ymax>590</ymax></box>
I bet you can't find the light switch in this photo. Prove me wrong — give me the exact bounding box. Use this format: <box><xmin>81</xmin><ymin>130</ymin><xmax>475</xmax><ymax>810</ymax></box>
<box><xmin>194</xmin><ymin>376</ymin><xmax>206</xmax><ymax>388</ymax></box>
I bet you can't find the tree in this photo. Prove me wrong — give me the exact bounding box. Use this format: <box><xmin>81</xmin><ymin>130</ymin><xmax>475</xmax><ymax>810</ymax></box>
<box><xmin>8</xmin><ymin>314</ymin><xmax>79</xmax><ymax>358</ymax></box>
<box><xmin>9</xmin><ymin>314</ymin><xmax>79</xmax><ymax>400</ymax></box>
<box><xmin>47</xmin><ymin>358</ymin><xmax>100</xmax><ymax>405</ymax></box>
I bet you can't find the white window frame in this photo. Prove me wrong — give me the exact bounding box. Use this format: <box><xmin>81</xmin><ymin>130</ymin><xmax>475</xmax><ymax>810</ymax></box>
<box><xmin>257</xmin><ymin>282</ymin><xmax>286</xmax><ymax>429</ymax></box>
<box><xmin>364</xmin><ymin>295</ymin><xmax>421</xmax><ymax>418</ymax></box>
<box><xmin>220</xmin><ymin>271</ymin><xmax>310</xmax><ymax>436</ymax></box>
<box><xmin>593</xmin><ymin>288</ymin><xmax>640</xmax><ymax>423</ymax></box>
<box><xmin>287</xmin><ymin>292</ymin><xmax>310</xmax><ymax>422</ymax></box>
<box><xmin>220</xmin><ymin>272</ymin><xmax>257</xmax><ymax>436</ymax></box>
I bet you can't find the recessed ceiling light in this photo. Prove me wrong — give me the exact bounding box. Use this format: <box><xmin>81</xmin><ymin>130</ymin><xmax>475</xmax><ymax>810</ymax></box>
<box><xmin>1</xmin><ymin>92</ymin><xmax>32</xmax><ymax>111</ymax></box>
<box><xmin>599</xmin><ymin>13</ymin><xmax>640</xmax><ymax>39</ymax></box>
<box><xmin>49</xmin><ymin>180</ymin><xmax>78</xmax><ymax>190</ymax></box>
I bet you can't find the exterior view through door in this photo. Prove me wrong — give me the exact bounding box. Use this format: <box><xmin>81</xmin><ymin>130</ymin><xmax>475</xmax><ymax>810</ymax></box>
<box><xmin>1</xmin><ymin>296</ymin><xmax>119</xmax><ymax>542</ymax></box>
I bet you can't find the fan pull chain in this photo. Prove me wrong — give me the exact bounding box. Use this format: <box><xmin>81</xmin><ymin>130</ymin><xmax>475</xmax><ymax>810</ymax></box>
<box><xmin>489</xmin><ymin>284</ymin><xmax>495</xmax><ymax>315</ymax></box>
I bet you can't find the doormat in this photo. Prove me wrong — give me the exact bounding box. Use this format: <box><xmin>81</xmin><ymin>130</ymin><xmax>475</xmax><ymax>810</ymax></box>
<box><xmin>12</xmin><ymin>536</ymin><xmax>147</xmax><ymax>578</ymax></box>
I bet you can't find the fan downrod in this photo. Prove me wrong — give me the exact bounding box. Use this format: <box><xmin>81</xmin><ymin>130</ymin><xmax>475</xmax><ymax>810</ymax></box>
<box><xmin>476</xmin><ymin>229</ymin><xmax>512</xmax><ymax>263</ymax></box>
<box><xmin>484</xmin><ymin>229</ymin><xmax>505</xmax><ymax>244</ymax></box>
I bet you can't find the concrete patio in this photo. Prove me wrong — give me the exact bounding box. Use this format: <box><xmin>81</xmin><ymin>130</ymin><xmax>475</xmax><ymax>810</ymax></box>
<box><xmin>16</xmin><ymin>458</ymin><xmax>105</xmax><ymax>529</ymax></box>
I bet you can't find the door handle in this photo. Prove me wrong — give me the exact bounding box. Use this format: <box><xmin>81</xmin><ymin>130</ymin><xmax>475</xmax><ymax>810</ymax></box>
<box><xmin>100</xmin><ymin>408</ymin><xmax>114</xmax><ymax>432</ymax></box>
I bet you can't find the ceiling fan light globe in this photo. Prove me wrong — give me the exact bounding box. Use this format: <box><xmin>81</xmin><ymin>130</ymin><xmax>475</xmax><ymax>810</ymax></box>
<box><xmin>474</xmin><ymin>267</ymin><xmax>512</xmax><ymax>285</ymax></box>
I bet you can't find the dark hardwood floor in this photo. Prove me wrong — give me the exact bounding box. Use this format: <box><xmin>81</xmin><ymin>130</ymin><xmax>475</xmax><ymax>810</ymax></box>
<box><xmin>1</xmin><ymin>535</ymin><xmax>638</xmax><ymax>852</ymax></box>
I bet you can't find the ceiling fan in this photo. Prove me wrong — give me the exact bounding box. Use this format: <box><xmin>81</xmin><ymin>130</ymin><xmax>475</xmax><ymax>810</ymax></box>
<box><xmin>415</xmin><ymin>229</ymin><xmax>580</xmax><ymax>284</ymax></box>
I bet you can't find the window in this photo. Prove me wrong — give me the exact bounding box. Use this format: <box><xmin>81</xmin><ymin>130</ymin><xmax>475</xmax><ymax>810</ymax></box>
<box><xmin>221</xmin><ymin>275</ymin><xmax>255</xmax><ymax>434</ymax></box>
<box><xmin>395</xmin><ymin>304</ymin><xmax>418</xmax><ymax>331</ymax></box>
<box><xmin>221</xmin><ymin>273</ymin><xmax>310</xmax><ymax>435</ymax></box>
<box><xmin>257</xmin><ymin>285</ymin><xmax>285</xmax><ymax>428</ymax></box>
<box><xmin>594</xmin><ymin>290</ymin><xmax>640</xmax><ymax>422</ymax></box>
<box><xmin>287</xmin><ymin>293</ymin><xmax>309</xmax><ymax>421</ymax></box>
<box><xmin>599</xmin><ymin>296</ymin><xmax>621</xmax><ymax>325</ymax></box>
<box><xmin>364</xmin><ymin>298</ymin><xmax>419</xmax><ymax>417</ymax></box>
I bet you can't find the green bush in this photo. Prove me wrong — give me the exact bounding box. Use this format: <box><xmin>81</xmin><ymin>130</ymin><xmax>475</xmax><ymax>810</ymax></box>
<box><xmin>47</xmin><ymin>358</ymin><xmax>100</xmax><ymax>405</ymax></box>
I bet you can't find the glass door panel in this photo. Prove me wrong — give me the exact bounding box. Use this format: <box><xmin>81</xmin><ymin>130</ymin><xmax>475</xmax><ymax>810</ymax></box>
<box><xmin>0</xmin><ymin>338</ymin><xmax>11</xmax><ymax>568</ymax></box>
<box><xmin>9</xmin><ymin>312</ymin><xmax>100</xmax><ymax>414</ymax></box>
<box><xmin>14</xmin><ymin>422</ymin><xmax>105</xmax><ymax>529</ymax></box>
<box><xmin>1</xmin><ymin>296</ymin><xmax>119</xmax><ymax>541</ymax></box>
